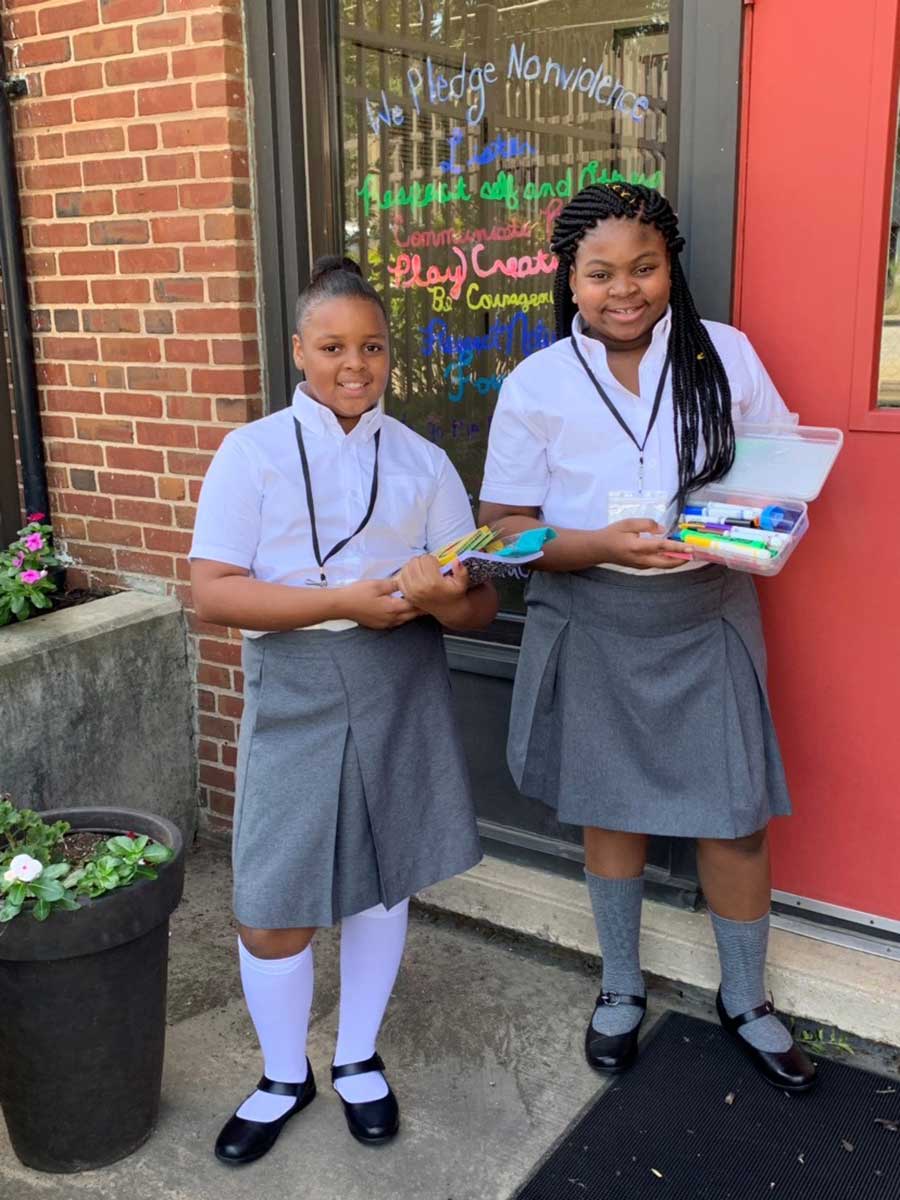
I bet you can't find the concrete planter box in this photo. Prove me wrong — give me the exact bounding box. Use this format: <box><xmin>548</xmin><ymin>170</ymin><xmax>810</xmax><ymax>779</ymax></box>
<box><xmin>0</xmin><ymin>592</ymin><xmax>196</xmax><ymax>844</ymax></box>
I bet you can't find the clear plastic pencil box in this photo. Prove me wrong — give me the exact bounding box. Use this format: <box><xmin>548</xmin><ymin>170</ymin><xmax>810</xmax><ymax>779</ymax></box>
<box><xmin>681</xmin><ymin>419</ymin><xmax>844</xmax><ymax>577</ymax></box>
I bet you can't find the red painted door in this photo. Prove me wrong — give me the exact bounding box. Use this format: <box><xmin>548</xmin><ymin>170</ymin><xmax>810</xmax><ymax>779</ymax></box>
<box><xmin>734</xmin><ymin>0</ymin><xmax>900</xmax><ymax>919</ymax></box>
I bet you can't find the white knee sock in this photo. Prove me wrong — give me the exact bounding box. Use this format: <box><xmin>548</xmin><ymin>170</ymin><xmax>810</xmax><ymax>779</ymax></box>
<box><xmin>235</xmin><ymin>939</ymin><xmax>314</xmax><ymax>1122</ymax></box>
<box><xmin>333</xmin><ymin>899</ymin><xmax>409</xmax><ymax>1104</ymax></box>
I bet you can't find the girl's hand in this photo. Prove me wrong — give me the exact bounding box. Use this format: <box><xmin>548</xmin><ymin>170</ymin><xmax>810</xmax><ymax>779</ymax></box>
<box><xmin>395</xmin><ymin>554</ymin><xmax>469</xmax><ymax>614</ymax></box>
<box><xmin>597</xmin><ymin>519</ymin><xmax>693</xmax><ymax>570</ymax></box>
<box><xmin>336</xmin><ymin>579</ymin><xmax>421</xmax><ymax>629</ymax></box>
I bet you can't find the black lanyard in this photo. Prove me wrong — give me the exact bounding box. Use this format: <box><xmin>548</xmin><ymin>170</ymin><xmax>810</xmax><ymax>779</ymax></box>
<box><xmin>570</xmin><ymin>334</ymin><xmax>671</xmax><ymax>493</ymax></box>
<box><xmin>293</xmin><ymin>419</ymin><xmax>381</xmax><ymax>586</ymax></box>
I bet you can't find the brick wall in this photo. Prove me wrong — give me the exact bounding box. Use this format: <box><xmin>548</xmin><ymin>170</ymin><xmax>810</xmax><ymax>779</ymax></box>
<box><xmin>1</xmin><ymin>0</ymin><xmax>259</xmax><ymax>829</ymax></box>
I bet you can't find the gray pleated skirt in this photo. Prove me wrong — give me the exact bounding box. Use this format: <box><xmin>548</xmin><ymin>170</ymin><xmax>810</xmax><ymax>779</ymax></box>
<box><xmin>508</xmin><ymin>565</ymin><xmax>791</xmax><ymax>838</ymax></box>
<box><xmin>233</xmin><ymin>619</ymin><xmax>482</xmax><ymax>929</ymax></box>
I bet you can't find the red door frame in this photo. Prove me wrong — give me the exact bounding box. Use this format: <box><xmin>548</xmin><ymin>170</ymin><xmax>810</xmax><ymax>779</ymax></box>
<box><xmin>733</xmin><ymin>0</ymin><xmax>900</xmax><ymax>921</ymax></box>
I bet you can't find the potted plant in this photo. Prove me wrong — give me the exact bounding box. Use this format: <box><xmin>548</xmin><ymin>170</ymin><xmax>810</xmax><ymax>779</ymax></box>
<box><xmin>0</xmin><ymin>513</ymin><xmax>62</xmax><ymax>625</ymax></box>
<box><xmin>0</xmin><ymin>797</ymin><xmax>185</xmax><ymax>1173</ymax></box>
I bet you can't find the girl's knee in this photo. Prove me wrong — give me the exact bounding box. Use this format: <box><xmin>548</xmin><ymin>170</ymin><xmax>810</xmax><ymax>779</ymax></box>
<box><xmin>700</xmin><ymin>827</ymin><xmax>768</xmax><ymax>857</ymax></box>
<box><xmin>238</xmin><ymin>925</ymin><xmax>316</xmax><ymax>959</ymax></box>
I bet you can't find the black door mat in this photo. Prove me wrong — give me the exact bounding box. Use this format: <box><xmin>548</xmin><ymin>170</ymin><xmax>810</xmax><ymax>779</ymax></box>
<box><xmin>512</xmin><ymin>1011</ymin><xmax>899</xmax><ymax>1199</ymax></box>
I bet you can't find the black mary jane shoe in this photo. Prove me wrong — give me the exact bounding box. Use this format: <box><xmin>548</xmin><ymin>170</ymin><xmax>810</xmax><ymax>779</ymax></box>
<box><xmin>214</xmin><ymin>1064</ymin><xmax>317</xmax><ymax>1165</ymax></box>
<box><xmin>584</xmin><ymin>990</ymin><xmax>647</xmax><ymax>1074</ymax></box>
<box><xmin>716</xmin><ymin>988</ymin><xmax>816</xmax><ymax>1092</ymax></box>
<box><xmin>331</xmin><ymin>1052</ymin><xmax>400</xmax><ymax>1145</ymax></box>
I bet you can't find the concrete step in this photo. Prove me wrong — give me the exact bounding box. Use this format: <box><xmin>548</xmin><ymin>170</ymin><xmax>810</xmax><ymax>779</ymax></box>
<box><xmin>418</xmin><ymin>855</ymin><xmax>900</xmax><ymax>1048</ymax></box>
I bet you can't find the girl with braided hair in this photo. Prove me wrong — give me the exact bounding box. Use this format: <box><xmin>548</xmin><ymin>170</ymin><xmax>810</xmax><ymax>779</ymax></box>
<box><xmin>479</xmin><ymin>184</ymin><xmax>815</xmax><ymax>1092</ymax></box>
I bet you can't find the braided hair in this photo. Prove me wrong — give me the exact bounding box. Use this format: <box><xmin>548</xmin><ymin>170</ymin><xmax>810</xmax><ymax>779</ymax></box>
<box><xmin>550</xmin><ymin>184</ymin><xmax>734</xmax><ymax>506</ymax></box>
<box><xmin>295</xmin><ymin>255</ymin><xmax>386</xmax><ymax>331</ymax></box>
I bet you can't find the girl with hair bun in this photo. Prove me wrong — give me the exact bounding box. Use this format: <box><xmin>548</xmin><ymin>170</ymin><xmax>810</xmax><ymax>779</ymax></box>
<box><xmin>191</xmin><ymin>255</ymin><xmax>496</xmax><ymax>1164</ymax></box>
<box><xmin>479</xmin><ymin>184</ymin><xmax>816</xmax><ymax>1093</ymax></box>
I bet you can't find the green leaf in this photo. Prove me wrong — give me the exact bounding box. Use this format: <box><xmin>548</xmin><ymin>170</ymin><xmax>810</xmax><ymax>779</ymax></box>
<box><xmin>58</xmin><ymin>897</ymin><xmax>82</xmax><ymax>912</ymax></box>
<box><xmin>8</xmin><ymin>882</ymin><xmax>26</xmax><ymax>906</ymax></box>
<box><xmin>30</xmin><ymin>592</ymin><xmax>51</xmax><ymax>609</ymax></box>
<box><xmin>29</xmin><ymin>877</ymin><xmax>65</xmax><ymax>902</ymax></box>
<box><xmin>43</xmin><ymin>862</ymin><xmax>70</xmax><ymax>879</ymax></box>
<box><xmin>142</xmin><ymin>843</ymin><xmax>173</xmax><ymax>864</ymax></box>
<box><xmin>33</xmin><ymin>898</ymin><xmax>51</xmax><ymax>921</ymax></box>
<box><xmin>0</xmin><ymin>901</ymin><xmax>22</xmax><ymax>922</ymax></box>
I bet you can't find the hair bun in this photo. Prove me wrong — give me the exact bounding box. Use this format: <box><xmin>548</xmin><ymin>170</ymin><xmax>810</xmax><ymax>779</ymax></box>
<box><xmin>309</xmin><ymin>254</ymin><xmax>362</xmax><ymax>284</ymax></box>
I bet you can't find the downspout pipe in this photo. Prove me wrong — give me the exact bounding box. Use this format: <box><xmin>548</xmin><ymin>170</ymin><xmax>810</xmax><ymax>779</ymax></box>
<box><xmin>0</xmin><ymin>62</ymin><xmax>49</xmax><ymax>523</ymax></box>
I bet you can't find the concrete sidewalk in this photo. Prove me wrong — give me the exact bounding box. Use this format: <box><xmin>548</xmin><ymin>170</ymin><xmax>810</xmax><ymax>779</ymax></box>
<box><xmin>0</xmin><ymin>839</ymin><xmax>895</xmax><ymax>1200</ymax></box>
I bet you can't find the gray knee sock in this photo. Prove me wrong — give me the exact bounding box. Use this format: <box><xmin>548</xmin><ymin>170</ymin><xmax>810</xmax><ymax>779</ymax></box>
<box><xmin>585</xmin><ymin>870</ymin><xmax>645</xmax><ymax>1035</ymax></box>
<box><xmin>710</xmin><ymin>909</ymin><xmax>793</xmax><ymax>1052</ymax></box>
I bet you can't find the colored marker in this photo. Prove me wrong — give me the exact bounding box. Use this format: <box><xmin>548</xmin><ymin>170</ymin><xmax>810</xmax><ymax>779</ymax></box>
<box><xmin>676</xmin><ymin>531</ymin><xmax>774</xmax><ymax>561</ymax></box>
<box><xmin>678</xmin><ymin>525</ymin><xmax>781</xmax><ymax>551</ymax></box>
<box><xmin>683</xmin><ymin>503</ymin><xmax>762</xmax><ymax>522</ymax></box>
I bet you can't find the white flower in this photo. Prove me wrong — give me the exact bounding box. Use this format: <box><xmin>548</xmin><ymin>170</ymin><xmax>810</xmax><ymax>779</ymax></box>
<box><xmin>5</xmin><ymin>854</ymin><xmax>43</xmax><ymax>883</ymax></box>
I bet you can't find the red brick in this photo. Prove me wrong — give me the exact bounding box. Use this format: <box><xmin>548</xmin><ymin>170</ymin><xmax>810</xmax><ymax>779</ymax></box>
<box><xmin>158</xmin><ymin>476</ymin><xmax>186</xmax><ymax>501</ymax></box>
<box><xmin>145</xmin><ymin>526</ymin><xmax>191</xmax><ymax>553</ymax></box>
<box><xmin>99</xmin><ymin>337</ymin><xmax>161</xmax><ymax>362</ymax></box>
<box><xmin>22</xmin><ymin>195</ymin><xmax>55</xmax><ymax>221</ymax></box>
<box><xmin>175</xmin><ymin>308</ymin><xmax>255</xmax><ymax>335</ymax></box>
<box><xmin>197</xmin><ymin>426</ymin><xmax>228</xmax><ymax>451</ymax></box>
<box><xmin>145</xmin><ymin>152</ymin><xmax>195</xmax><ymax>181</ymax></box>
<box><xmin>59</xmin><ymin>250</ymin><xmax>116</xmax><ymax>275</ymax></box>
<box><xmin>3</xmin><ymin>8</ymin><xmax>38</xmax><ymax>39</ymax></box>
<box><xmin>137</xmin><ymin>17</ymin><xmax>186</xmax><ymax>48</ymax></box>
<box><xmin>191</xmin><ymin>10</ymin><xmax>242</xmax><ymax>43</ymax></box>
<box><xmin>150</xmin><ymin>215</ymin><xmax>199</xmax><ymax>242</ymax></box>
<box><xmin>31</xmin><ymin>223</ymin><xmax>89</xmax><ymax>248</ymax></box>
<box><xmin>65</xmin><ymin>127</ymin><xmax>125</xmax><ymax>156</ymax></box>
<box><xmin>199</xmin><ymin>764</ymin><xmax>235</xmax><ymax>792</ymax></box>
<box><xmin>136</xmin><ymin>421</ymin><xmax>195</xmax><ymax>447</ymax></box>
<box><xmin>188</xmin><ymin>479</ymin><xmax>202</xmax><ymax>502</ymax></box>
<box><xmin>18</xmin><ymin>38</ymin><xmax>71</xmax><ymax>68</ymax></box>
<box><xmin>115</xmin><ymin>497</ymin><xmax>171</xmax><ymax>523</ymax></box>
<box><xmin>46</xmin><ymin>439</ymin><xmax>104</xmax><ymax>466</ymax></box>
<box><xmin>26</xmin><ymin>251</ymin><xmax>58</xmax><ymax>277</ymax></box>
<box><xmin>160</xmin><ymin>116</ymin><xmax>233</xmax><ymax>149</ymax></box>
<box><xmin>69</xmin><ymin>363</ymin><xmax>126</xmax><ymax>388</ymax></box>
<box><xmin>34</xmin><ymin>280</ymin><xmax>89</xmax><ymax>305</ymax></box>
<box><xmin>56</xmin><ymin>191</ymin><xmax>114</xmax><ymax>218</ymax></box>
<box><xmin>104</xmin><ymin>391</ymin><xmax>163</xmax><ymax>417</ymax></box>
<box><xmin>221</xmin><ymin>744</ymin><xmax>237</xmax><ymax>768</ymax></box>
<box><xmin>105</xmin><ymin>53</ymin><xmax>168</xmax><ymax>86</ymax></box>
<box><xmin>119</xmin><ymin>247</ymin><xmax>179</xmax><ymax>274</ymax></box>
<box><xmin>60</xmin><ymin>490</ymin><xmax>114</xmax><ymax>517</ymax></box>
<box><xmin>208</xmin><ymin>276</ymin><xmax>254</xmax><ymax>303</ymax></box>
<box><xmin>83</xmin><ymin>308</ymin><xmax>142</xmax><ymax>332</ymax></box>
<box><xmin>192</xmin><ymin>368</ymin><xmax>259</xmax><ymax>396</ymax></box>
<box><xmin>167</xmin><ymin>0</ymin><xmax>241</xmax><ymax>9</ymax></box>
<box><xmin>55</xmin><ymin>513</ymin><xmax>88</xmax><ymax>539</ymax></box>
<box><xmin>39</xmin><ymin>1</ymin><xmax>99</xmax><ymax>36</ymax></box>
<box><xmin>198</xmin><ymin>714</ymin><xmax>236</xmax><ymax>740</ymax></box>
<box><xmin>98</xmin><ymin>470</ymin><xmax>156</xmax><ymax>497</ymax></box>
<box><xmin>173</xmin><ymin>503</ymin><xmax>196</xmax><ymax>529</ymax></box>
<box><xmin>16</xmin><ymin>134</ymin><xmax>37</xmax><ymax>162</ymax></box>
<box><xmin>116</xmin><ymin>184</ymin><xmax>178</xmax><ymax>214</ymax></box>
<box><xmin>36</xmin><ymin>133</ymin><xmax>64</xmax><ymax>159</ymax></box>
<box><xmin>197</xmin><ymin>738</ymin><xmax>219</xmax><ymax>763</ymax></box>
<box><xmin>41</xmin><ymin>335</ymin><xmax>98</xmax><ymax>360</ymax></box>
<box><xmin>137</xmin><ymin>83</ymin><xmax>192</xmax><ymax>116</ymax></box>
<box><xmin>44</xmin><ymin>62</ymin><xmax>103</xmax><ymax>95</ymax></box>
<box><xmin>166</xmin><ymin>450</ymin><xmax>211</xmax><ymax>476</ymax></box>
<box><xmin>198</xmin><ymin>660</ymin><xmax>229</xmax><ymax>688</ymax></box>
<box><xmin>144</xmin><ymin>310</ymin><xmax>173</xmax><ymax>334</ymax></box>
<box><xmin>164</xmin><ymin>339</ymin><xmax>208</xmax><ymax>365</ymax></box>
<box><xmin>127</xmin><ymin>123</ymin><xmax>158</xmax><ymax>151</ymax></box>
<box><xmin>42</xmin><ymin>414</ymin><xmax>76</xmax><ymax>439</ymax></box>
<box><xmin>183</xmin><ymin>244</ymin><xmax>253</xmax><ymax>272</ymax></box>
<box><xmin>66</xmin><ymin>543</ymin><xmax>117</xmax><ymax>570</ymax></box>
<box><xmin>55</xmin><ymin>307</ymin><xmax>81</xmax><ymax>331</ymax></box>
<box><xmin>198</xmin><ymin>147</ymin><xmax>249</xmax><ymax>179</ymax></box>
<box><xmin>198</xmin><ymin>638</ymin><xmax>241</xmax><ymax>667</ymax></box>
<box><xmin>73</xmin><ymin>26</ymin><xmax>133</xmax><ymax>59</ymax></box>
<box><xmin>91</xmin><ymin>278</ymin><xmax>150</xmax><ymax>304</ymax></box>
<box><xmin>215</xmin><ymin>397</ymin><xmax>259</xmax><ymax>424</ymax></box>
<box><xmin>45</xmin><ymin>388</ymin><xmax>102</xmax><ymax>414</ymax></box>
<box><xmin>90</xmin><ymin>219</ymin><xmax>149</xmax><ymax>245</ymax></box>
<box><xmin>69</xmin><ymin>468</ymin><xmax>97</xmax><ymax>490</ymax></box>
<box><xmin>25</xmin><ymin>162</ymin><xmax>82</xmax><ymax>190</ymax></box>
<box><xmin>77</xmin><ymin>417</ymin><xmax>134</xmax><ymax>443</ymax></box>
<box><xmin>37</xmin><ymin>363</ymin><xmax>69</xmax><ymax>386</ymax></box>
<box><xmin>116</xmin><ymin>548</ymin><xmax>175</xmax><ymax>576</ymax></box>
<box><xmin>212</xmin><ymin>339</ymin><xmax>258</xmax><ymax>366</ymax></box>
<box><xmin>172</xmin><ymin>44</ymin><xmax>242</xmax><ymax>80</ymax></box>
<box><xmin>101</xmin><ymin>0</ymin><xmax>163</xmax><ymax>19</ymax></box>
<box><xmin>195</xmin><ymin>79</ymin><xmax>245</xmax><ymax>110</ymax></box>
<box><xmin>74</xmin><ymin>91</ymin><xmax>136</xmax><ymax>121</ymax></box>
<box><xmin>17</xmin><ymin>98</ymin><xmax>73</xmax><ymax>130</ymax></box>
<box><xmin>153</xmin><ymin>276</ymin><xmax>201</xmax><ymax>303</ymax></box>
<box><xmin>180</xmin><ymin>181</ymin><xmax>249</xmax><ymax>211</ymax></box>
<box><xmin>87</xmin><ymin>518</ymin><xmax>142</xmax><ymax>545</ymax></box>
<box><xmin>106</xmin><ymin>446</ymin><xmax>165</xmax><ymax>472</ymax></box>
<box><xmin>126</xmin><ymin>364</ymin><xmax>186</xmax><ymax>391</ymax></box>
<box><xmin>203</xmin><ymin>212</ymin><xmax>251</xmax><ymax>241</ymax></box>
<box><xmin>165</xmin><ymin>394</ymin><xmax>209</xmax><ymax>420</ymax></box>
<box><xmin>83</xmin><ymin>159</ymin><xmax>143</xmax><ymax>186</ymax></box>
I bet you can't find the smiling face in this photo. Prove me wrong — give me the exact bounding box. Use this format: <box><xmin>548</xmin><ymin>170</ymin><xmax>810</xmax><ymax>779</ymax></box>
<box><xmin>569</xmin><ymin>217</ymin><xmax>671</xmax><ymax>349</ymax></box>
<box><xmin>291</xmin><ymin>296</ymin><xmax>390</xmax><ymax>431</ymax></box>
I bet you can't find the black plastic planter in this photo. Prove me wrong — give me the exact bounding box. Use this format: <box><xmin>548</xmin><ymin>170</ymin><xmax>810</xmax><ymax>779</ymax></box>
<box><xmin>0</xmin><ymin>807</ymin><xmax>185</xmax><ymax>1173</ymax></box>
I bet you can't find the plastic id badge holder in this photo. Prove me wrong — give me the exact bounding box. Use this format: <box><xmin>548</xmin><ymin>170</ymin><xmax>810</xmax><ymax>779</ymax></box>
<box><xmin>681</xmin><ymin>422</ymin><xmax>843</xmax><ymax>576</ymax></box>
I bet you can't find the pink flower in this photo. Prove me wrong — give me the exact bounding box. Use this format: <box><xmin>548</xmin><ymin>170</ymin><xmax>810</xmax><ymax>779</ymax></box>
<box><xmin>24</xmin><ymin>533</ymin><xmax>44</xmax><ymax>552</ymax></box>
<box><xmin>3</xmin><ymin>854</ymin><xmax>43</xmax><ymax>884</ymax></box>
<box><xmin>27</xmin><ymin>512</ymin><xmax>45</xmax><ymax>523</ymax></box>
<box><xmin>11</xmin><ymin>552</ymin><xmax>24</xmax><ymax>568</ymax></box>
<box><xmin>19</xmin><ymin>569</ymin><xmax>46</xmax><ymax>585</ymax></box>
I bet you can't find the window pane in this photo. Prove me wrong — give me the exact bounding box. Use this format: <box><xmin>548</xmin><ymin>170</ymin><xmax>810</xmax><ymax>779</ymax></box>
<box><xmin>878</xmin><ymin>91</ymin><xmax>900</xmax><ymax>406</ymax></box>
<box><xmin>337</xmin><ymin>0</ymin><xmax>672</xmax><ymax>522</ymax></box>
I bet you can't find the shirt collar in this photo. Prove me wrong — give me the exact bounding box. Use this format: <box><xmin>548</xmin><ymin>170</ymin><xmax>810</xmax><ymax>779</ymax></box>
<box><xmin>571</xmin><ymin>307</ymin><xmax>672</xmax><ymax>365</ymax></box>
<box><xmin>291</xmin><ymin>383</ymin><xmax>384</xmax><ymax>442</ymax></box>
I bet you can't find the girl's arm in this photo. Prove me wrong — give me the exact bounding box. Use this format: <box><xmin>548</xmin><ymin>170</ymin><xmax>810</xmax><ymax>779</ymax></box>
<box><xmin>191</xmin><ymin>560</ymin><xmax>420</xmax><ymax>631</ymax></box>
<box><xmin>477</xmin><ymin>502</ymin><xmax>690</xmax><ymax>572</ymax></box>
<box><xmin>394</xmin><ymin>555</ymin><xmax>499</xmax><ymax>632</ymax></box>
